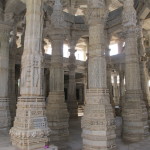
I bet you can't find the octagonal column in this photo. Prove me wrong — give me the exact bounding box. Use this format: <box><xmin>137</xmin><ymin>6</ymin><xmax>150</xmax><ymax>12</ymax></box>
<box><xmin>10</xmin><ymin>0</ymin><xmax>50</xmax><ymax>149</ymax></box>
<box><xmin>122</xmin><ymin>0</ymin><xmax>148</xmax><ymax>142</ymax></box>
<box><xmin>67</xmin><ymin>40</ymin><xmax>78</xmax><ymax>118</ymax></box>
<box><xmin>0</xmin><ymin>23</ymin><xmax>11</xmax><ymax>131</ymax></box>
<box><xmin>81</xmin><ymin>0</ymin><xmax>117</xmax><ymax>149</ymax></box>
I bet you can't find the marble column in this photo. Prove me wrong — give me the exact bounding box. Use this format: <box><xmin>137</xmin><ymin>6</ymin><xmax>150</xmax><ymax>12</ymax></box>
<box><xmin>81</xmin><ymin>0</ymin><xmax>117</xmax><ymax>149</ymax></box>
<box><xmin>46</xmin><ymin>0</ymin><xmax>69</xmax><ymax>148</ymax></box>
<box><xmin>0</xmin><ymin>21</ymin><xmax>11</xmax><ymax>131</ymax></box>
<box><xmin>113</xmin><ymin>73</ymin><xmax>119</xmax><ymax>106</ymax></box>
<box><xmin>67</xmin><ymin>41</ymin><xmax>78</xmax><ymax>118</ymax></box>
<box><xmin>10</xmin><ymin>0</ymin><xmax>49</xmax><ymax>149</ymax></box>
<box><xmin>122</xmin><ymin>0</ymin><xmax>149</xmax><ymax>142</ymax></box>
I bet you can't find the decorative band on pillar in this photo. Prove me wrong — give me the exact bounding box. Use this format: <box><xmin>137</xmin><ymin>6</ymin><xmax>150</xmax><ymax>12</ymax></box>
<box><xmin>81</xmin><ymin>89</ymin><xmax>116</xmax><ymax>150</ymax></box>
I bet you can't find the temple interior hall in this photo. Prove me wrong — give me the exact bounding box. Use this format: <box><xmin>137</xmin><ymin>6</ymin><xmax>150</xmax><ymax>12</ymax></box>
<box><xmin>0</xmin><ymin>0</ymin><xmax>150</xmax><ymax>150</ymax></box>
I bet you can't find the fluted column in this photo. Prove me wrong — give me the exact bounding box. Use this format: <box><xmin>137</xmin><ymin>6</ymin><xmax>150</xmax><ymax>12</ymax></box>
<box><xmin>67</xmin><ymin>40</ymin><xmax>78</xmax><ymax>118</ymax></box>
<box><xmin>81</xmin><ymin>0</ymin><xmax>117</xmax><ymax>149</ymax></box>
<box><xmin>0</xmin><ymin>22</ymin><xmax>11</xmax><ymax>131</ymax></box>
<box><xmin>46</xmin><ymin>0</ymin><xmax>69</xmax><ymax>148</ymax></box>
<box><xmin>122</xmin><ymin>0</ymin><xmax>148</xmax><ymax>142</ymax></box>
<box><xmin>10</xmin><ymin>0</ymin><xmax>49</xmax><ymax>149</ymax></box>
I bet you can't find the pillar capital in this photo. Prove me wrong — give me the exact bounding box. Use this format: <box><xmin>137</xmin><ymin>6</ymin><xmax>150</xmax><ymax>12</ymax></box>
<box><xmin>123</xmin><ymin>0</ymin><xmax>137</xmax><ymax>27</ymax></box>
<box><xmin>86</xmin><ymin>0</ymin><xmax>108</xmax><ymax>25</ymax></box>
<box><xmin>51</xmin><ymin>0</ymin><xmax>66</xmax><ymax>29</ymax></box>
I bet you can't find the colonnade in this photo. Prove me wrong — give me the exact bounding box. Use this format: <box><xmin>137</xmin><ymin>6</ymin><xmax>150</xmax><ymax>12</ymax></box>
<box><xmin>0</xmin><ymin>0</ymin><xmax>150</xmax><ymax>150</ymax></box>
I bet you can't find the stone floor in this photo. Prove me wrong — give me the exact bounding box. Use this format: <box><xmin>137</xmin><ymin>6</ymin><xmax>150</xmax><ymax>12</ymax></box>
<box><xmin>1</xmin><ymin>117</ymin><xmax>150</xmax><ymax>150</ymax></box>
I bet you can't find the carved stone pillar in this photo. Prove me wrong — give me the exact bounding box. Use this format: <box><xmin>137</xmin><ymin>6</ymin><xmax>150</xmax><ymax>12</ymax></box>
<box><xmin>67</xmin><ymin>41</ymin><xmax>78</xmax><ymax>118</ymax></box>
<box><xmin>81</xmin><ymin>0</ymin><xmax>117</xmax><ymax>149</ymax></box>
<box><xmin>113</xmin><ymin>73</ymin><xmax>119</xmax><ymax>106</ymax></box>
<box><xmin>122</xmin><ymin>0</ymin><xmax>149</xmax><ymax>142</ymax></box>
<box><xmin>0</xmin><ymin>22</ymin><xmax>11</xmax><ymax>131</ymax></box>
<box><xmin>10</xmin><ymin>0</ymin><xmax>49</xmax><ymax>149</ymax></box>
<box><xmin>46</xmin><ymin>1</ymin><xmax>69</xmax><ymax>148</ymax></box>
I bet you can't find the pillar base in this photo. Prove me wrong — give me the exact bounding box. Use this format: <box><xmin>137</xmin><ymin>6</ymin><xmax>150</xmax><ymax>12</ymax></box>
<box><xmin>122</xmin><ymin>90</ymin><xmax>149</xmax><ymax>143</ymax></box>
<box><xmin>67</xmin><ymin>100</ymin><xmax>78</xmax><ymax>118</ymax></box>
<box><xmin>10</xmin><ymin>96</ymin><xmax>50</xmax><ymax>150</ymax></box>
<box><xmin>46</xmin><ymin>92</ymin><xmax>69</xmax><ymax>148</ymax></box>
<box><xmin>0</xmin><ymin>98</ymin><xmax>11</xmax><ymax>130</ymax></box>
<box><xmin>81</xmin><ymin>89</ymin><xmax>117</xmax><ymax>150</ymax></box>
